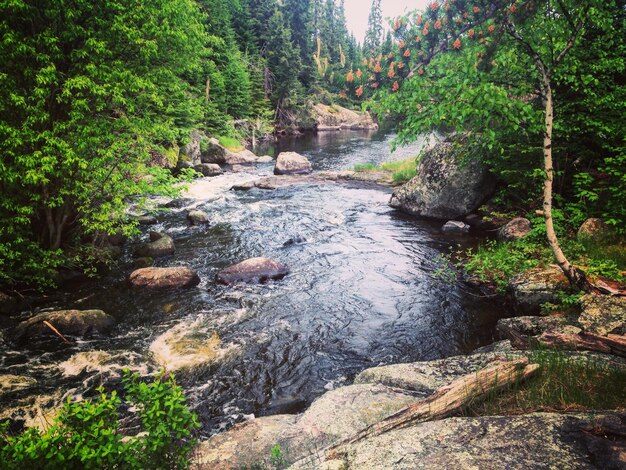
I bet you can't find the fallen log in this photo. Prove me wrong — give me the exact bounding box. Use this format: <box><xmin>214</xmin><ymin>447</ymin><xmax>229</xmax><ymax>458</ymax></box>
<box><xmin>537</xmin><ymin>332</ymin><xmax>626</xmax><ymax>357</ymax></box>
<box><xmin>325</xmin><ymin>358</ymin><xmax>540</xmax><ymax>460</ymax></box>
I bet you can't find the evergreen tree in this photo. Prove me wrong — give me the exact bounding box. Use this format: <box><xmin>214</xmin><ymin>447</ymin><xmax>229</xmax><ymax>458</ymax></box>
<box><xmin>364</xmin><ymin>0</ymin><xmax>383</xmax><ymax>56</ymax></box>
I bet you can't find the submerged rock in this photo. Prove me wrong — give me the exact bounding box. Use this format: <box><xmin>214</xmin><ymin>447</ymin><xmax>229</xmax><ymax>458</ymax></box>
<box><xmin>58</xmin><ymin>350</ymin><xmax>151</xmax><ymax>378</ymax></box>
<box><xmin>389</xmin><ymin>138</ymin><xmax>495</xmax><ymax>219</ymax></box>
<box><xmin>216</xmin><ymin>257</ymin><xmax>289</xmax><ymax>285</ymax></box>
<box><xmin>441</xmin><ymin>220</ymin><xmax>470</xmax><ymax>233</ymax></box>
<box><xmin>508</xmin><ymin>266</ymin><xmax>571</xmax><ymax>314</ymax></box>
<box><xmin>128</xmin><ymin>267</ymin><xmax>200</xmax><ymax>289</ymax></box>
<box><xmin>14</xmin><ymin>309</ymin><xmax>115</xmax><ymax>343</ymax></box>
<box><xmin>187</xmin><ymin>209</ymin><xmax>210</xmax><ymax>225</ymax></box>
<box><xmin>133</xmin><ymin>232</ymin><xmax>175</xmax><ymax>258</ymax></box>
<box><xmin>578</xmin><ymin>294</ymin><xmax>626</xmax><ymax>336</ymax></box>
<box><xmin>149</xmin><ymin>318</ymin><xmax>240</xmax><ymax>372</ymax></box>
<box><xmin>274</xmin><ymin>152</ymin><xmax>312</xmax><ymax>176</ymax></box>
<box><xmin>498</xmin><ymin>217</ymin><xmax>532</xmax><ymax>241</ymax></box>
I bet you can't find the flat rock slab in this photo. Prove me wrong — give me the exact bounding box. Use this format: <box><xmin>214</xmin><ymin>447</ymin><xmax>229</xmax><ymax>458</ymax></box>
<box><xmin>216</xmin><ymin>257</ymin><xmax>289</xmax><ymax>285</ymax></box>
<box><xmin>579</xmin><ymin>294</ymin><xmax>626</xmax><ymax>336</ymax></box>
<box><xmin>128</xmin><ymin>267</ymin><xmax>200</xmax><ymax>289</ymax></box>
<box><xmin>324</xmin><ymin>413</ymin><xmax>615</xmax><ymax>470</ymax></box>
<box><xmin>274</xmin><ymin>152</ymin><xmax>312</xmax><ymax>175</ymax></box>
<box><xmin>508</xmin><ymin>266</ymin><xmax>571</xmax><ymax>315</ymax></box>
<box><xmin>14</xmin><ymin>309</ymin><xmax>115</xmax><ymax>343</ymax></box>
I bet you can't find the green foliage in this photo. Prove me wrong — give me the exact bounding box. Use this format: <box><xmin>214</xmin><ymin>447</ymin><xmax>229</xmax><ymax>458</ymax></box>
<box><xmin>353</xmin><ymin>158</ymin><xmax>417</xmax><ymax>184</ymax></box>
<box><xmin>218</xmin><ymin>136</ymin><xmax>245</xmax><ymax>152</ymax></box>
<box><xmin>0</xmin><ymin>371</ymin><xmax>199</xmax><ymax>469</ymax></box>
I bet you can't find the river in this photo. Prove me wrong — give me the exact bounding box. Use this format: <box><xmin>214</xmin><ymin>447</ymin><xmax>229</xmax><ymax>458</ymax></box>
<box><xmin>0</xmin><ymin>130</ymin><xmax>503</xmax><ymax>435</ymax></box>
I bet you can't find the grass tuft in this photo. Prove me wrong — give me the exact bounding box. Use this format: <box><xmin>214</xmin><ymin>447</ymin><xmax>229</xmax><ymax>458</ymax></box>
<box><xmin>353</xmin><ymin>158</ymin><xmax>417</xmax><ymax>184</ymax></box>
<box><xmin>218</xmin><ymin>136</ymin><xmax>245</xmax><ymax>152</ymax></box>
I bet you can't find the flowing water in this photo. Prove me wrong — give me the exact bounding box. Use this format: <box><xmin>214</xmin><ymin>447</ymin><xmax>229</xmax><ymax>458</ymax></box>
<box><xmin>0</xmin><ymin>131</ymin><xmax>503</xmax><ymax>435</ymax></box>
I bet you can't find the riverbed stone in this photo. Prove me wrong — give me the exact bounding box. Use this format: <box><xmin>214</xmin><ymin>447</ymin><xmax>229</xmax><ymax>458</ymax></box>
<box><xmin>194</xmin><ymin>163</ymin><xmax>222</xmax><ymax>177</ymax></box>
<box><xmin>509</xmin><ymin>266</ymin><xmax>571</xmax><ymax>314</ymax></box>
<box><xmin>133</xmin><ymin>232</ymin><xmax>175</xmax><ymax>258</ymax></box>
<box><xmin>274</xmin><ymin>152</ymin><xmax>312</xmax><ymax>175</ymax></box>
<box><xmin>313</xmin><ymin>413</ymin><xmax>616</xmax><ymax>470</ymax></box>
<box><xmin>441</xmin><ymin>220</ymin><xmax>470</xmax><ymax>233</ymax></box>
<box><xmin>578</xmin><ymin>294</ymin><xmax>626</xmax><ymax>336</ymax></box>
<box><xmin>187</xmin><ymin>209</ymin><xmax>210</xmax><ymax>225</ymax></box>
<box><xmin>149</xmin><ymin>317</ymin><xmax>240</xmax><ymax>372</ymax></box>
<box><xmin>136</xmin><ymin>214</ymin><xmax>158</xmax><ymax>225</ymax></box>
<box><xmin>14</xmin><ymin>309</ymin><xmax>116</xmax><ymax>343</ymax></box>
<box><xmin>498</xmin><ymin>217</ymin><xmax>532</xmax><ymax>241</ymax></box>
<box><xmin>231</xmin><ymin>181</ymin><xmax>255</xmax><ymax>191</ymax></box>
<box><xmin>216</xmin><ymin>257</ymin><xmax>289</xmax><ymax>285</ymax></box>
<box><xmin>128</xmin><ymin>267</ymin><xmax>200</xmax><ymax>289</ymax></box>
<box><xmin>389</xmin><ymin>138</ymin><xmax>496</xmax><ymax>219</ymax></box>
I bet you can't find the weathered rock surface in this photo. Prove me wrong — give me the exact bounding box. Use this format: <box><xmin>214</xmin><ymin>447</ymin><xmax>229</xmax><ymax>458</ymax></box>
<box><xmin>187</xmin><ymin>209</ymin><xmax>210</xmax><ymax>226</ymax></box>
<box><xmin>354</xmin><ymin>353</ymin><xmax>509</xmax><ymax>396</ymax></box>
<box><xmin>317</xmin><ymin>413</ymin><xmax>617</xmax><ymax>470</ymax></box>
<box><xmin>274</xmin><ymin>152</ymin><xmax>312</xmax><ymax>175</ymax></box>
<box><xmin>441</xmin><ymin>220</ymin><xmax>470</xmax><ymax>233</ymax></box>
<box><xmin>498</xmin><ymin>217</ymin><xmax>532</xmax><ymax>241</ymax></box>
<box><xmin>313</xmin><ymin>104</ymin><xmax>378</xmax><ymax>131</ymax></box>
<box><xmin>136</xmin><ymin>214</ymin><xmax>158</xmax><ymax>225</ymax></box>
<box><xmin>497</xmin><ymin>315</ymin><xmax>574</xmax><ymax>347</ymax></box>
<box><xmin>216</xmin><ymin>257</ymin><xmax>289</xmax><ymax>285</ymax></box>
<box><xmin>0</xmin><ymin>375</ymin><xmax>37</xmax><ymax>397</ymax></box>
<box><xmin>200</xmin><ymin>138</ymin><xmax>264</xmax><ymax>165</ymax></box>
<box><xmin>181</xmin><ymin>130</ymin><xmax>205</xmax><ymax>167</ymax></box>
<box><xmin>579</xmin><ymin>294</ymin><xmax>626</xmax><ymax>336</ymax></box>
<box><xmin>389</xmin><ymin>139</ymin><xmax>496</xmax><ymax>219</ymax></box>
<box><xmin>578</xmin><ymin>218</ymin><xmax>610</xmax><ymax>241</ymax></box>
<box><xmin>149</xmin><ymin>317</ymin><xmax>239</xmax><ymax>372</ymax></box>
<box><xmin>133</xmin><ymin>232</ymin><xmax>175</xmax><ymax>258</ymax></box>
<box><xmin>128</xmin><ymin>267</ymin><xmax>200</xmax><ymax>289</ymax></box>
<box><xmin>193</xmin><ymin>163</ymin><xmax>222</xmax><ymax>177</ymax></box>
<box><xmin>509</xmin><ymin>266</ymin><xmax>571</xmax><ymax>314</ymax></box>
<box><xmin>14</xmin><ymin>309</ymin><xmax>115</xmax><ymax>343</ymax></box>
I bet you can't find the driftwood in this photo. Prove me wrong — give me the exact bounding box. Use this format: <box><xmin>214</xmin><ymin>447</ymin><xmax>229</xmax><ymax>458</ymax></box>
<box><xmin>537</xmin><ymin>332</ymin><xmax>626</xmax><ymax>357</ymax></box>
<box><xmin>325</xmin><ymin>358</ymin><xmax>540</xmax><ymax>460</ymax></box>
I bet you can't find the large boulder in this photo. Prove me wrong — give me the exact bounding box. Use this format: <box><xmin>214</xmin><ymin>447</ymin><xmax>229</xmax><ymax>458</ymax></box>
<box><xmin>389</xmin><ymin>138</ymin><xmax>495</xmax><ymax>219</ymax></box>
<box><xmin>133</xmin><ymin>232</ymin><xmax>175</xmax><ymax>258</ymax></box>
<box><xmin>193</xmin><ymin>163</ymin><xmax>222</xmax><ymax>177</ymax></box>
<box><xmin>313</xmin><ymin>103</ymin><xmax>378</xmax><ymax>131</ymax></box>
<box><xmin>577</xmin><ymin>218</ymin><xmax>610</xmax><ymax>241</ymax></box>
<box><xmin>180</xmin><ymin>130</ymin><xmax>206</xmax><ymax>167</ymax></box>
<box><xmin>578</xmin><ymin>294</ymin><xmax>626</xmax><ymax>336</ymax></box>
<box><xmin>508</xmin><ymin>266</ymin><xmax>571</xmax><ymax>314</ymax></box>
<box><xmin>200</xmin><ymin>138</ymin><xmax>261</xmax><ymax>165</ymax></box>
<box><xmin>149</xmin><ymin>317</ymin><xmax>240</xmax><ymax>372</ymax></box>
<box><xmin>128</xmin><ymin>267</ymin><xmax>200</xmax><ymax>289</ymax></box>
<box><xmin>274</xmin><ymin>152</ymin><xmax>312</xmax><ymax>176</ymax></box>
<box><xmin>498</xmin><ymin>217</ymin><xmax>532</xmax><ymax>241</ymax></box>
<box><xmin>14</xmin><ymin>309</ymin><xmax>115</xmax><ymax>343</ymax></box>
<box><xmin>316</xmin><ymin>413</ymin><xmax>621</xmax><ymax>470</ymax></box>
<box><xmin>216</xmin><ymin>257</ymin><xmax>289</xmax><ymax>285</ymax></box>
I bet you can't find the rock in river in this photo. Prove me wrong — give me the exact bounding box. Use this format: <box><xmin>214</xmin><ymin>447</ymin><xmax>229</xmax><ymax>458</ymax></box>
<box><xmin>215</xmin><ymin>257</ymin><xmax>289</xmax><ymax>285</ymax></box>
<box><xmin>128</xmin><ymin>267</ymin><xmax>200</xmax><ymax>289</ymax></box>
<box><xmin>133</xmin><ymin>232</ymin><xmax>175</xmax><ymax>258</ymax></box>
<box><xmin>194</xmin><ymin>163</ymin><xmax>222</xmax><ymax>177</ymax></box>
<box><xmin>14</xmin><ymin>309</ymin><xmax>116</xmax><ymax>343</ymax></box>
<box><xmin>273</xmin><ymin>152</ymin><xmax>312</xmax><ymax>176</ymax></box>
<box><xmin>389</xmin><ymin>138</ymin><xmax>495</xmax><ymax>219</ymax></box>
<box><xmin>441</xmin><ymin>220</ymin><xmax>470</xmax><ymax>233</ymax></box>
<box><xmin>187</xmin><ymin>209</ymin><xmax>210</xmax><ymax>225</ymax></box>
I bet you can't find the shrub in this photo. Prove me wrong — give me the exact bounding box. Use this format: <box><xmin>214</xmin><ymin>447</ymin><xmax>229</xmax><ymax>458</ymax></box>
<box><xmin>0</xmin><ymin>370</ymin><xmax>199</xmax><ymax>469</ymax></box>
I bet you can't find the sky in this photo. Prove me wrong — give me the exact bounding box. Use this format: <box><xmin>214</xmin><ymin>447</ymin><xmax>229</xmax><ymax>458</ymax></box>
<box><xmin>345</xmin><ymin>0</ymin><xmax>429</xmax><ymax>44</ymax></box>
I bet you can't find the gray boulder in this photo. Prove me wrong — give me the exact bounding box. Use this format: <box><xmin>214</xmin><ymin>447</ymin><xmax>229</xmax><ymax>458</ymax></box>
<box><xmin>389</xmin><ymin>138</ymin><xmax>495</xmax><ymax>219</ymax></box>
<box><xmin>136</xmin><ymin>214</ymin><xmax>157</xmax><ymax>225</ymax></box>
<box><xmin>133</xmin><ymin>232</ymin><xmax>175</xmax><ymax>258</ymax></box>
<box><xmin>128</xmin><ymin>267</ymin><xmax>200</xmax><ymax>289</ymax></box>
<box><xmin>442</xmin><ymin>220</ymin><xmax>470</xmax><ymax>233</ymax></box>
<box><xmin>187</xmin><ymin>209</ymin><xmax>210</xmax><ymax>226</ymax></box>
<box><xmin>181</xmin><ymin>130</ymin><xmax>206</xmax><ymax>167</ymax></box>
<box><xmin>508</xmin><ymin>266</ymin><xmax>570</xmax><ymax>314</ymax></box>
<box><xmin>498</xmin><ymin>217</ymin><xmax>532</xmax><ymax>241</ymax></box>
<box><xmin>497</xmin><ymin>315</ymin><xmax>574</xmax><ymax>348</ymax></box>
<box><xmin>216</xmin><ymin>257</ymin><xmax>289</xmax><ymax>285</ymax></box>
<box><xmin>577</xmin><ymin>218</ymin><xmax>610</xmax><ymax>241</ymax></box>
<box><xmin>14</xmin><ymin>310</ymin><xmax>115</xmax><ymax>343</ymax></box>
<box><xmin>274</xmin><ymin>152</ymin><xmax>312</xmax><ymax>175</ymax></box>
<box><xmin>194</xmin><ymin>163</ymin><xmax>222</xmax><ymax>177</ymax></box>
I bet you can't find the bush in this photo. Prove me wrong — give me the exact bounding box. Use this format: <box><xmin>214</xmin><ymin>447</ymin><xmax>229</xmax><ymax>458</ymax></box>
<box><xmin>0</xmin><ymin>371</ymin><xmax>199</xmax><ymax>469</ymax></box>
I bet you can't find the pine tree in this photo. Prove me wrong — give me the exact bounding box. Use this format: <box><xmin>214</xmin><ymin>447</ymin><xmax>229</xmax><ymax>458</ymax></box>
<box><xmin>364</xmin><ymin>0</ymin><xmax>383</xmax><ymax>56</ymax></box>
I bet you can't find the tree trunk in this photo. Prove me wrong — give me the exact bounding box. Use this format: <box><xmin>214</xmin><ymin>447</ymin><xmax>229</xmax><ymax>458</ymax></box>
<box><xmin>541</xmin><ymin>78</ymin><xmax>590</xmax><ymax>291</ymax></box>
